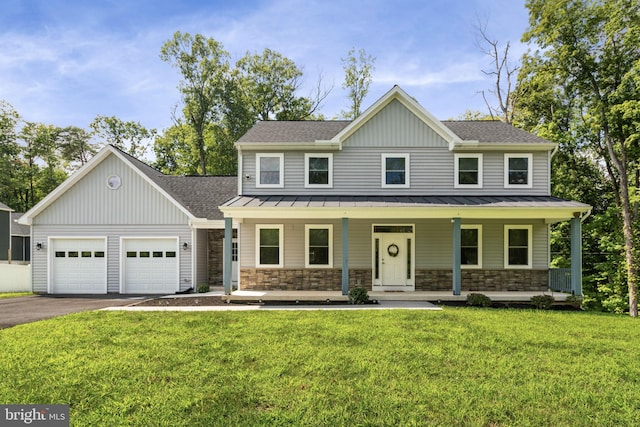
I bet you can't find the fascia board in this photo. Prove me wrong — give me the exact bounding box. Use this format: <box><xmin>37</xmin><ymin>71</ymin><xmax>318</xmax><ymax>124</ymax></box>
<box><xmin>452</xmin><ymin>142</ymin><xmax>557</xmax><ymax>152</ymax></box>
<box><xmin>235</xmin><ymin>141</ymin><xmax>341</xmax><ymax>151</ymax></box>
<box><xmin>220</xmin><ymin>205</ymin><xmax>591</xmax><ymax>221</ymax></box>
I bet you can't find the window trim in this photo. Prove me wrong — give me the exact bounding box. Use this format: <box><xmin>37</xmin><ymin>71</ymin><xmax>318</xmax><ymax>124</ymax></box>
<box><xmin>256</xmin><ymin>153</ymin><xmax>284</xmax><ymax>188</ymax></box>
<box><xmin>454</xmin><ymin>153</ymin><xmax>483</xmax><ymax>188</ymax></box>
<box><xmin>461</xmin><ymin>224</ymin><xmax>482</xmax><ymax>269</ymax></box>
<box><xmin>504</xmin><ymin>153</ymin><xmax>533</xmax><ymax>189</ymax></box>
<box><xmin>304</xmin><ymin>153</ymin><xmax>333</xmax><ymax>188</ymax></box>
<box><xmin>255</xmin><ymin>224</ymin><xmax>284</xmax><ymax>268</ymax></box>
<box><xmin>381</xmin><ymin>153</ymin><xmax>410</xmax><ymax>188</ymax></box>
<box><xmin>304</xmin><ymin>224</ymin><xmax>333</xmax><ymax>268</ymax></box>
<box><xmin>504</xmin><ymin>225</ymin><xmax>533</xmax><ymax>269</ymax></box>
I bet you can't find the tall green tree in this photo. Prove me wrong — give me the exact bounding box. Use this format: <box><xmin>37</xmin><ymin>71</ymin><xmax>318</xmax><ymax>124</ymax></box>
<box><xmin>90</xmin><ymin>115</ymin><xmax>155</xmax><ymax>159</ymax></box>
<box><xmin>160</xmin><ymin>31</ymin><xmax>230</xmax><ymax>175</ymax></box>
<box><xmin>521</xmin><ymin>0</ymin><xmax>640</xmax><ymax>316</ymax></box>
<box><xmin>0</xmin><ymin>101</ymin><xmax>22</xmax><ymax>209</ymax></box>
<box><xmin>58</xmin><ymin>126</ymin><xmax>97</xmax><ymax>171</ymax></box>
<box><xmin>340</xmin><ymin>48</ymin><xmax>375</xmax><ymax>119</ymax></box>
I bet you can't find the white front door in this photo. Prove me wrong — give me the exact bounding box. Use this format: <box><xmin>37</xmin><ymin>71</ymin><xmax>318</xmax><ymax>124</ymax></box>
<box><xmin>372</xmin><ymin>225</ymin><xmax>415</xmax><ymax>291</ymax></box>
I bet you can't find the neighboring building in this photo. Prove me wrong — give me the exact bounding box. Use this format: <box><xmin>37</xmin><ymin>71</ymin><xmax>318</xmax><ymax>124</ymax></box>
<box><xmin>0</xmin><ymin>202</ymin><xmax>10</xmax><ymax>262</ymax></box>
<box><xmin>19</xmin><ymin>146</ymin><xmax>237</xmax><ymax>294</ymax></box>
<box><xmin>220</xmin><ymin>86</ymin><xmax>591</xmax><ymax>295</ymax></box>
<box><xmin>11</xmin><ymin>213</ymin><xmax>30</xmax><ymax>262</ymax></box>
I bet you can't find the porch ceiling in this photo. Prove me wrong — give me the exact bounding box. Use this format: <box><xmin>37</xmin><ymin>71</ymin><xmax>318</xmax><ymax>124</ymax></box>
<box><xmin>220</xmin><ymin>195</ymin><xmax>591</xmax><ymax>221</ymax></box>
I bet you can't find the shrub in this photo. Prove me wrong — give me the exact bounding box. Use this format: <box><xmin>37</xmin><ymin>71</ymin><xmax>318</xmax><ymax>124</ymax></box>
<box><xmin>466</xmin><ymin>293</ymin><xmax>492</xmax><ymax>307</ymax></box>
<box><xmin>348</xmin><ymin>287</ymin><xmax>369</xmax><ymax>305</ymax></box>
<box><xmin>565</xmin><ymin>294</ymin><xmax>584</xmax><ymax>309</ymax></box>
<box><xmin>197</xmin><ymin>284</ymin><xmax>210</xmax><ymax>293</ymax></box>
<box><xmin>530</xmin><ymin>294</ymin><xmax>555</xmax><ymax>310</ymax></box>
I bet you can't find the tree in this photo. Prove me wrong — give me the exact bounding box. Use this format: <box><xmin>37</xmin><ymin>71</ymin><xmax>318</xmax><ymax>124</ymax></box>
<box><xmin>0</xmin><ymin>101</ymin><xmax>22</xmax><ymax>209</ymax></box>
<box><xmin>160</xmin><ymin>31</ymin><xmax>230</xmax><ymax>175</ymax></box>
<box><xmin>475</xmin><ymin>23</ymin><xmax>519</xmax><ymax>123</ymax></box>
<box><xmin>90</xmin><ymin>115</ymin><xmax>156</xmax><ymax>159</ymax></box>
<box><xmin>340</xmin><ymin>48</ymin><xmax>375</xmax><ymax>119</ymax></box>
<box><xmin>58</xmin><ymin>126</ymin><xmax>97</xmax><ymax>171</ymax></box>
<box><xmin>521</xmin><ymin>0</ymin><xmax>640</xmax><ymax>316</ymax></box>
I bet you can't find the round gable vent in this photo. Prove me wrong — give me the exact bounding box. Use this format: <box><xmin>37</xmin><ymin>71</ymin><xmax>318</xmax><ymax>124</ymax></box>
<box><xmin>107</xmin><ymin>175</ymin><xmax>122</xmax><ymax>190</ymax></box>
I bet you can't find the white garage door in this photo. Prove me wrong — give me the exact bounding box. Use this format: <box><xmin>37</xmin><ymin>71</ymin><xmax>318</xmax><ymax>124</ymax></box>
<box><xmin>123</xmin><ymin>238</ymin><xmax>179</xmax><ymax>294</ymax></box>
<box><xmin>51</xmin><ymin>238</ymin><xmax>106</xmax><ymax>294</ymax></box>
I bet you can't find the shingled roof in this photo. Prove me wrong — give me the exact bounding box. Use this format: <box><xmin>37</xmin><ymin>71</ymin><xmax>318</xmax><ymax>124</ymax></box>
<box><xmin>236</xmin><ymin>119</ymin><xmax>551</xmax><ymax>145</ymax></box>
<box><xmin>113</xmin><ymin>147</ymin><xmax>237</xmax><ymax>220</ymax></box>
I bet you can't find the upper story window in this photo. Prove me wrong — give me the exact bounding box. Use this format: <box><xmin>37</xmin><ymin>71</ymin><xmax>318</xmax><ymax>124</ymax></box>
<box><xmin>504</xmin><ymin>225</ymin><xmax>532</xmax><ymax>269</ymax></box>
<box><xmin>256</xmin><ymin>153</ymin><xmax>284</xmax><ymax>188</ymax></box>
<box><xmin>382</xmin><ymin>154</ymin><xmax>410</xmax><ymax>188</ymax></box>
<box><xmin>305</xmin><ymin>153</ymin><xmax>333</xmax><ymax>188</ymax></box>
<box><xmin>455</xmin><ymin>154</ymin><xmax>483</xmax><ymax>188</ymax></box>
<box><xmin>504</xmin><ymin>154</ymin><xmax>533</xmax><ymax>188</ymax></box>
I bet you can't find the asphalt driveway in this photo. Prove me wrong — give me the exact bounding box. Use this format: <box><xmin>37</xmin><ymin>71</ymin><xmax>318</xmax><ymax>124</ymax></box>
<box><xmin>0</xmin><ymin>295</ymin><xmax>148</xmax><ymax>329</ymax></box>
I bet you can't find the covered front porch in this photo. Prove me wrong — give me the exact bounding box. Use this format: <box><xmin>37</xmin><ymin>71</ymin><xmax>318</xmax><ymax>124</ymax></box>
<box><xmin>220</xmin><ymin>195</ymin><xmax>592</xmax><ymax>297</ymax></box>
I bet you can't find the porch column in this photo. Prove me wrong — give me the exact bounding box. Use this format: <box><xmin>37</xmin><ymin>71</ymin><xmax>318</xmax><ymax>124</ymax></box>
<box><xmin>452</xmin><ymin>217</ymin><xmax>461</xmax><ymax>295</ymax></box>
<box><xmin>570</xmin><ymin>216</ymin><xmax>583</xmax><ymax>296</ymax></box>
<box><xmin>342</xmin><ymin>217</ymin><xmax>349</xmax><ymax>295</ymax></box>
<box><xmin>223</xmin><ymin>217</ymin><xmax>233</xmax><ymax>295</ymax></box>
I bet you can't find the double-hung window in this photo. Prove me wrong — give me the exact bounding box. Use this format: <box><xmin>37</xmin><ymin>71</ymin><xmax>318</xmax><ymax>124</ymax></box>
<box><xmin>305</xmin><ymin>153</ymin><xmax>333</xmax><ymax>188</ymax></box>
<box><xmin>256</xmin><ymin>153</ymin><xmax>284</xmax><ymax>188</ymax></box>
<box><xmin>305</xmin><ymin>225</ymin><xmax>333</xmax><ymax>268</ymax></box>
<box><xmin>461</xmin><ymin>225</ymin><xmax>482</xmax><ymax>268</ymax></box>
<box><xmin>382</xmin><ymin>154</ymin><xmax>410</xmax><ymax>188</ymax></box>
<box><xmin>455</xmin><ymin>154</ymin><xmax>483</xmax><ymax>188</ymax></box>
<box><xmin>256</xmin><ymin>225</ymin><xmax>284</xmax><ymax>268</ymax></box>
<box><xmin>504</xmin><ymin>154</ymin><xmax>533</xmax><ymax>188</ymax></box>
<box><xmin>504</xmin><ymin>225</ymin><xmax>532</xmax><ymax>268</ymax></box>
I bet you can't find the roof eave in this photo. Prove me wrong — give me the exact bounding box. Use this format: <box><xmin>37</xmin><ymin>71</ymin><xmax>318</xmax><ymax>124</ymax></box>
<box><xmin>452</xmin><ymin>142</ymin><xmax>557</xmax><ymax>152</ymax></box>
<box><xmin>235</xmin><ymin>141</ymin><xmax>342</xmax><ymax>151</ymax></box>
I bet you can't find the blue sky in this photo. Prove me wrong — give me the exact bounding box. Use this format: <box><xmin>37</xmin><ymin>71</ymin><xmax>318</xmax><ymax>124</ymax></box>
<box><xmin>0</xmin><ymin>0</ymin><xmax>530</xmax><ymax>135</ymax></box>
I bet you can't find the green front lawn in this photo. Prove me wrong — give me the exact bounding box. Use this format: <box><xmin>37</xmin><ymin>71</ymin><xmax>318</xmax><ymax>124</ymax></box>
<box><xmin>0</xmin><ymin>291</ymin><xmax>32</xmax><ymax>299</ymax></box>
<box><xmin>1</xmin><ymin>309</ymin><xmax>638</xmax><ymax>426</ymax></box>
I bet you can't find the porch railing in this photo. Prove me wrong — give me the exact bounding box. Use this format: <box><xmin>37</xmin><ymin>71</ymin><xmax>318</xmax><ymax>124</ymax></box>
<box><xmin>548</xmin><ymin>268</ymin><xmax>572</xmax><ymax>293</ymax></box>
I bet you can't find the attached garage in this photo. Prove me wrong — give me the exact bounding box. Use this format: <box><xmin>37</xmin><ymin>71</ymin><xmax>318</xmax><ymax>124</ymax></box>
<box><xmin>121</xmin><ymin>238</ymin><xmax>179</xmax><ymax>294</ymax></box>
<box><xmin>50</xmin><ymin>238</ymin><xmax>107</xmax><ymax>294</ymax></box>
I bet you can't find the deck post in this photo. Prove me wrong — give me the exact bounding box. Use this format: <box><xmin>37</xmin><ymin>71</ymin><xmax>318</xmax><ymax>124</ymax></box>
<box><xmin>342</xmin><ymin>217</ymin><xmax>349</xmax><ymax>296</ymax></box>
<box><xmin>452</xmin><ymin>217</ymin><xmax>461</xmax><ymax>295</ymax></box>
<box><xmin>570</xmin><ymin>216</ymin><xmax>583</xmax><ymax>296</ymax></box>
<box><xmin>223</xmin><ymin>217</ymin><xmax>233</xmax><ymax>295</ymax></box>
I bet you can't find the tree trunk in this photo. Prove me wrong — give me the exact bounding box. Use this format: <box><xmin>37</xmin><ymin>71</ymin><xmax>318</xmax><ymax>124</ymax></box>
<box><xmin>620</xmin><ymin>175</ymin><xmax>639</xmax><ymax>317</ymax></box>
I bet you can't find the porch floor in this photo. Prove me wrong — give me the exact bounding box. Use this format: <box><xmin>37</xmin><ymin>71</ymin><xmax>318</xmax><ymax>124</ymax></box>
<box><xmin>221</xmin><ymin>289</ymin><xmax>572</xmax><ymax>303</ymax></box>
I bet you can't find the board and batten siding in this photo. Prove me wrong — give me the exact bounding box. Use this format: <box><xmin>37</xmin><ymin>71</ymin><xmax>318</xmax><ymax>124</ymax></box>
<box><xmin>240</xmin><ymin>100</ymin><xmax>549</xmax><ymax>196</ymax></box>
<box><xmin>34</xmin><ymin>153</ymin><xmax>189</xmax><ymax>225</ymax></box>
<box><xmin>31</xmin><ymin>225</ymin><xmax>192</xmax><ymax>293</ymax></box>
<box><xmin>238</xmin><ymin>218</ymin><xmax>548</xmax><ymax>271</ymax></box>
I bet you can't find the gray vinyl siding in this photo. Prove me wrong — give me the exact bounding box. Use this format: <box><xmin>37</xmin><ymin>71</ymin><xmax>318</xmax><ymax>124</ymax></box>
<box><xmin>242</xmin><ymin>148</ymin><xmax>549</xmax><ymax>196</ymax></box>
<box><xmin>240</xmin><ymin>99</ymin><xmax>550</xmax><ymax>196</ymax></box>
<box><xmin>34</xmin><ymin>153</ymin><xmax>189</xmax><ymax>225</ymax></box>
<box><xmin>31</xmin><ymin>225</ymin><xmax>192</xmax><ymax>293</ymax></box>
<box><xmin>238</xmin><ymin>218</ymin><xmax>548</xmax><ymax>270</ymax></box>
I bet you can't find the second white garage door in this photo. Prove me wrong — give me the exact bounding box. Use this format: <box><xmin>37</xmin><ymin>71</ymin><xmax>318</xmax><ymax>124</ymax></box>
<box><xmin>122</xmin><ymin>238</ymin><xmax>179</xmax><ymax>294</ymax></box>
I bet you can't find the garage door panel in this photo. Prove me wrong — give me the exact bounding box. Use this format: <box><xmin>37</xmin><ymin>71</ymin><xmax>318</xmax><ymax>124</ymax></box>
<box><xmin>123</xmin><ymin>238</ymin><xmax>178</xmax><ymax>294</ymax></box>
<box><xmin>51</xmin><ymin>239</ymin><xmax>106</xmax><ymax>294</ymax></box>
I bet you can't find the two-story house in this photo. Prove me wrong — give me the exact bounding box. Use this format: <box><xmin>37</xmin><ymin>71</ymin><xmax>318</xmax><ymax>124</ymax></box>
<box><xmin>220</xmin><ymin>86</ymin><xmax>591</xmax><ymax>296</ymax></box>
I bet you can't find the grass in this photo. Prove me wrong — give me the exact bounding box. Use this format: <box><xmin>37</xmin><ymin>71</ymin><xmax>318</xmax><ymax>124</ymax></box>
<box><xmin>0</xmin><ymin>291</ymin><xmax>32</xmax><ymax>299</ymax></box>
<box><xmin>0</xmin><ymin>309</ymin><xmax>639</xmax><ymax>426</ymax></box>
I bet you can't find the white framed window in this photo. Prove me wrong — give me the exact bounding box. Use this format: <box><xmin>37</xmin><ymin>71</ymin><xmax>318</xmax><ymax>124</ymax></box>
<box><xmin>305</xmin><ymin>225</ymin><xmax>333</xmax><ymax>268</ymax></box>
<box><xmin>455</xmin><ymin>154</ymin><xmax>483</xmax><ymax>188</ymax></box>
<box><xmin>304</xmin><ymin>153</ymin><xmax>333</xmax><ymax>188</ymax></box>
<box><xmin>256</xmin><ymin>224</ymin><xmax>284</xmax><ymax>268</ymax></box>
<box><xmin>504</xmin><ymin>154</ymin><xmax>533</xmax><ymax>188</ymax></box>
<box><xmin>256</xmin><ymin>153</ymin><xmax>284</xmax><ymax>188</ymax></box>
<box><xmin>461</xmin><ymin>225</ymin><xmax>482</xmax><ymax>268</ymax></box>
<box><xmin>381</xmin><ymin>153</ymin><xmax>410</xmax><ymax>188</ymax></box>
<box><xmin>504</xmin><ymin>225</ymin><xmax>532</xmax><ymax>269</ymax></box>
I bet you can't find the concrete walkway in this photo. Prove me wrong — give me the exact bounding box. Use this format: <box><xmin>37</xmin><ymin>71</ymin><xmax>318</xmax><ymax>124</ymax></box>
<box><xmin>102</xmin><ymin>299</ymin><xmax>442</xmax><ymax>312</ymax></box>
